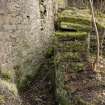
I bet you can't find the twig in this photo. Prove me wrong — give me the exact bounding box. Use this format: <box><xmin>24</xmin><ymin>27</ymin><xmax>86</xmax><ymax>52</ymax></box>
<box><xmin>89</xmin><ymin>0</ymin><xmax>100</xmax><ymax>70</ymax></box>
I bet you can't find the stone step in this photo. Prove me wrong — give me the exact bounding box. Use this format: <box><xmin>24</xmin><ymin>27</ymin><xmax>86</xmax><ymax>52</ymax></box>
<box><xmin>54</xmin><ymin>40</ymin><xmax>87</xmax><ymax>46</ymax></box>
<box><xmin>55</xmin><ymin>31</ymin><xmax>88</xmax><ymax>41</ymax></box>
<box><xmin>55</xmin><ymin>52</ymin><xmax>88</xmax><ymax>63</ymax></box>
<box><xmin>54</xmin><ymin>41</ymin><xmax>87</xmax><ymax>52</ymax></box>
<box><xmin>54</xmin><ymin>40</ymin><xmax>87</xmax><ymax>47</ymax></box>
<box><xmin>59</xmin><ymin>8</ymin><xmax>105</xmax><ymax>29</ymax></box>
<box><xmin>55</xmin><ymin>46</ymin><xmax>87</xmax><ymax>53</ymax></box>
<box><xmin>60</xmin><ymin>22</ymin><xmax>91</xmax><ymax>32</ymax></box>
<box><xmin>65</xmin><ymin>62</ymin><xmax>86</xmax><ymax>73</ymax></box>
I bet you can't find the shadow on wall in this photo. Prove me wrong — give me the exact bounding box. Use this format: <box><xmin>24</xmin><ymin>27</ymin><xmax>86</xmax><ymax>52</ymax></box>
<box><xmin>13</xmin><ymin>46</ymin><xmax>55</xmax><ymax>92</ymax></box>
<box><xmin>13</xmin><ymin>46</ymin><xmax>55</xmax><ymax>105</ymax></box>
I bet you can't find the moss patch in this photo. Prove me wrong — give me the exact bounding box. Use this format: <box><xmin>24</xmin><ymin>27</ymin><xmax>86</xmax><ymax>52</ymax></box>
<box><xmin>69</xmin><ymin>63</ymin><xmax>85</xmax><ymax>72</ymax></box>
<box><xmin>60</xmin><ymin>22</ymin><xmax>91</xmax><ymax>32</ymax></box>
<box><xmin>0</xmin><ymin>80</ymin><xmax>18</xmax><ymax>96</ymax></box>
<box><xmin>55</xmin><ymin>32</ymin><xmax>88</xmax><ymax>41</ymax></box>
<box><xmin>59</xmin><ymin>8</ymin><xmax>105</xmax><ymax>29</ymax></box>
<box><xmin>0</xmin><ymin>95</ymin><xmax>5</xmax><ymax>104</ymax></box>
<box><xmin>1</xmin><ymin>72</ymin><xmax>11</xmax><ymax>81</ymax></box>
<box><xmin>0</xmin><ymin>69</ymin><xmax>15</xmax><ymax>82</ymax></box>
<box><xmin>54</xmin><ymin>41</ymin><xmax>87</xmax><ymax>52</ymax></box>
<box><xmin>56</xmin><ymin>95</ymin><xmax>70</xmax><ymax>105</ymax></box>
<box><xmin>55</xmin><ymin>52</ymin><xmax>87</xmax><ymax>63</ymax></box>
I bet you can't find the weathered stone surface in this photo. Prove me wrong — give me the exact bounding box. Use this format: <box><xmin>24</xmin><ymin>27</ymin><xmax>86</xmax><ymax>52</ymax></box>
<box><xmin>0</xmin><ymin>0</ymin><xmax>54</xmax><ymax>87</ymax></box>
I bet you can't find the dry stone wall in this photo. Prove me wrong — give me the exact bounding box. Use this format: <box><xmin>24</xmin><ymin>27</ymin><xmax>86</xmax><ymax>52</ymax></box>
<box><xmin>54</xmin><ymin>8</ymin><xmax>105</xmax><ymax>105</ymax></box>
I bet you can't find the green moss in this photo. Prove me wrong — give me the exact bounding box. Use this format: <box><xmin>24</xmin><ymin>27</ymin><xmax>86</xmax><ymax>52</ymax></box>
<box><xmin>55</xmin><ymin>52</ymin><xmax>87</xmax><ymax>63</ymax></box>
<box><xmin>1</xmin><ymin>72</ymin><xmax>11</xmax><ymax>81</ymax></box>
<box><xmin>45</xmin><ymin>47</ymin><xmax>54</xmax><ymax>58</ymax></box>
<box><xmin>59</xmin><ymin>8</ymin><xmax>105</xmax><ymax>29</ymax></box>
<box><xmin>0</xmin><ymin>80</ymin><xmax>18</xmax><ymax>96</ymax></box>
<box><xmin>60</xmin><ymin>22</ymin><xmax>91</xmax><ymax>32</ymax></box>
<box><xmin>1</xmin><ymin>70</ymin><xmax>14</xmax><ymax>81</ymax></box>
<box><xmin>57</xmin><ymin>0</ymin><xmax>65</xmax><ymax>4</ymax></box>
<box><xmin>55</xmin><ymin>32</ymin><xmax>88</xmax><ymax>41</ymax></box>
<box><xmin>0</xmin><ymin>95</ymin><xmax>5</xmax><ymax>104</ymax></box>
<box><xmin>54</xmin><ymin>41</ymin><xmax>87</xmax><ymax>52</ymax></box>
<box><xmin>69</xmin><ymin>63</ymin><xmax>85</xmax><ymax>72</ymax></box>
<box><xmin>57</xmin><ymin>95</ymin><xmax>70</xmax><ymax>105</ymax></box>
<box><xmin>59</xmin><ymin>16</ymin><xmax>105</xmax><ymax>31</ymax></box>
<box><xmin>59</xmin><ymin>16</ymin><xmax>90</xmax><ymax>26</ymax></box>
<box><xmin>58</xmin><ymin>9</ymin><xmax>91</xmax><ymax>26</ymax></box>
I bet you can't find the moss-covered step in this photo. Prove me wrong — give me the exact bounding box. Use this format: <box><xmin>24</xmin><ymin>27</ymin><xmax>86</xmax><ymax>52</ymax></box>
<box><xmin>54</xmin><ymin>41</ymin><xmax>87</xmax><ymax>52</ymax></box>
<box><xmin>58</xmin><ymin>9</ymin><xmax>91</xmax><ymax>25</ymax></box>
<box><xmin>58</xmin><ymin>8</ymin><xmax>105</xmax><ymax>29</ymax></box>
<box><xmin>55</xmin><ymin>52</ymin><xmax>88</xmax><ymax>63</ymax></box>
<box><xmin>67</xmin><ymin>62</ymin><xmax>86</xmax><ymax>72</ymax></box>
<box><xmin>54</xmin><ymin>40</ymin><xmax>87</xmax><ymax>47</ymax></box>
<box><xmin>55</xmin><ymin>32</ymin><xmax>88</xmax><ymax>41</ymax></box>
<box><xmin>60</xmin><ymin>22</ymin><xmax>91</xmax><ymax>32</ymax></box>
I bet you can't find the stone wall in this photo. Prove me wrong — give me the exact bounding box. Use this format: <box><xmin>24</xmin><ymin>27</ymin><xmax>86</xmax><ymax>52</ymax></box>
<box><xmin>54</xmin><ymin>8</ymin><xmax>105</xmax><ymax>105</ymax></box>
<box><xmin>0</xmin><ymin>0</ymin><xmax>54</xmax><ymax>87</ymax></box>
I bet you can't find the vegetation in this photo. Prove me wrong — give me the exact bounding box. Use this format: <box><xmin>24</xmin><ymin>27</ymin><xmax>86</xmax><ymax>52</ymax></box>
<box><xmin>54</xmin><ymin>1</ymin><xmax>105</xmax><ymax>105</ymax></box>
<box><xmin>1</xmin><ymin>0</ymin><xmax>105</xmax><ymax>105</ymax></box>
<box><xmin>0</xmin><ymin>95</ymin><xmax>5</xmax><ymax>104</ymax></box>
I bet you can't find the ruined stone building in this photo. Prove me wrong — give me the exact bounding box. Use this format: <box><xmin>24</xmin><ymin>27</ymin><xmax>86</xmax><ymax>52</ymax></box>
<box><xmin>0</xmin><ymin>0</ymin><xmax>105</xmax><ymax>105</ymax></box>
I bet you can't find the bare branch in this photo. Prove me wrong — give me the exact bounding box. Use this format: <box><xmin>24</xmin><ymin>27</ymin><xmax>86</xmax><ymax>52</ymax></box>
<box><xmin>89</xmin><ymin>0</ymin><xmax>100</xmax><ymax>70</ymax></box>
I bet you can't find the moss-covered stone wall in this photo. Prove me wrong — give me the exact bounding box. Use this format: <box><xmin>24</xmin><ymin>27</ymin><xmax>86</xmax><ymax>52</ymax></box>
<box><xmin>54</xmin><ymin>8</ymin><xmax>105</xmax><ymax>105</ymax></box>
